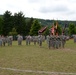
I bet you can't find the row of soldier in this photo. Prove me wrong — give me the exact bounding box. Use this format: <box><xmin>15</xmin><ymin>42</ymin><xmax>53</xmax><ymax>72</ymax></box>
<box><xmin>0</xmin><ymin>35</ymin><xmax>13</xmax><ymax>46</ymax></box>
<box><xmin>46</xmin><ymin>34</ymin><xmax>66</xmax><ymax>49</ymax></box>
<box><xmin>0</xmin><ymin>34</ymin><xmax>67</xmax><ymax>49</ymax></box>
<box><xmin>0</xmin><ymin>34</ymin><xmax>45</xmax><ymax>47</ymax></box>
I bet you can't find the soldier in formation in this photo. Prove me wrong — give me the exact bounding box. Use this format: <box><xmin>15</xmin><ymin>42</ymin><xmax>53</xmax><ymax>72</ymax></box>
<box><xmin>0</xmin><ymin>35</ymin><xmax>2</xmax><ymax>47</ymax></box>
<box><xmin>17</xmin><ymin>34</ymin><xmax>23</xmax><ymax>45</ymax></box>
<box><xmin>73</xmin><ymin>35</ymin><xmax>76</xmax><ymax>43</ymax></box>
<box><xmin>25</xmin><ymin>35</ymin><xmax>31</xmax><ymax>45</ymax></box>
<box><xmin>46</xmin><ymin>34</ymin><xmax>66</xmax><ymax>49</ymax></box>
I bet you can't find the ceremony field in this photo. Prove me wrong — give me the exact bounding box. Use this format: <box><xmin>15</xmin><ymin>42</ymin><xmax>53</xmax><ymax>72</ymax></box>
<box><xmin>0</xmin><ymin>39</ymin><xmax>76</xmax><ymax>75</ymax></box>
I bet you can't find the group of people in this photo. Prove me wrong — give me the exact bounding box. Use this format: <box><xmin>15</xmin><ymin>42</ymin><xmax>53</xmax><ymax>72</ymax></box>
<box><xmin>46</xmin><ymin>34</ymin><xmax>66</xmax><ymax>49</ymax></box>
<box><xmin>17</xmin><ymin>34</ymin><xmax>67</xmax><ymax>49</ymax></box>
<box><xmin>0</xmin><ymin>35</ymin><xmax>13</xmax><ymax>46</ymax></box>
<box><xmin>0</xmin><ymin>34</ymin><xmax>67</xmax><ymax>49</ymax></box>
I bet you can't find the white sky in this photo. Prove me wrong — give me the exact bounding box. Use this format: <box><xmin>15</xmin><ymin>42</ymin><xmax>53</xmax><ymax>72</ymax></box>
<box><xmin>0</xmin><ymin>0</ymin><xmax>76</xmax><ymax>20</ymax></box>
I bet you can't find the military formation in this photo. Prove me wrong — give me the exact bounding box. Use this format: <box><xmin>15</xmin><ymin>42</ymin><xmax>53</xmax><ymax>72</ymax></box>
<box><xmin>46</xmin><ymin>34</ymin><xmax>66</xmax><ymax>49</ymax></box>
<box><xmin>0</xmin><ymin>35</ymin><xmax>13</xmax><ymax>46</ymax></box>
<box><xmin>0</xmin><ymin>34</ymin><xmax>67</xmax><ymax>49</ymax></box>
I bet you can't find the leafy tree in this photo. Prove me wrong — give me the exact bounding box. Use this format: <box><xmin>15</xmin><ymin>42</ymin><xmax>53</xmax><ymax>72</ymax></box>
<box><xmin>14</xmin><ymin>11</ymin><xmax>26</xmax><ymax>35</ymax></box>
<box><xmin>29</xmin><ymin>20</ymin><xmax>41</xmax><ymax>35</ymax></box>
<box><xmin>9</xmin><ymin>27</ymin><xmax>18</xmax><ymax>40</ymax></box>
<box><xmin>2</xmin><ymin>10</ymin><xmax>12</xmax><ymax>36</ymax></box>
<box><xmin>25</xmin><ymin>17</ymin><xmax>34</xmax><ymax>35</ymax></box>
<box><xmin>69</xmin><ymin>23</ymin><xmax>76</xmax><ymax>35</ymax></box>
<box><xmin>9</xmin><ymin>27</ymin><xmax>17</xmax><ymax>35</ymax></box>
<box><xmin>43</xmin><ymin>26</ymin><xmax>50</xmax><ymax>35</ymax></box>
<box><xmin>57</xmin><ymin>25</ymin><xmax>62</xmax><ymax>35</ymax></box>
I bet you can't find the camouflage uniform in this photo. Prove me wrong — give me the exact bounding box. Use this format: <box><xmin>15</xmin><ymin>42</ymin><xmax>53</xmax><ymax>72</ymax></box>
<box><xmin>61</xmin><ymin>35</ymin><xmax>66</xmax><ymax>48</ymax></box>
<box><xmin>55</xmin><ymin>36</ymin><xmax>59</xmax><ymax>49</ymax></box>
<box><xmin>2</xmin><ymin>36</ymin><xmax>6</xmax><ymax>46</ymax></box>
<box><xmin>0</xmin><ymin>35</ymin><xmax>2</xmax><ymax>46</ymax></box>
<box><xmin>17</xmin><ymin>35</ymin><xmax>23</xmax><ymax>45</ymax></box>
<box><xmin>52</xmin><ymin>35</ymin><xmax>56</xmax><ymax>49</ymax></box>
<box><xmin>46</xmin><ymin>35</ymin><xmax>50</xmax><ymax>49</ymax></box>
<box><xmin>38</xmin><ymin>35</ymin><xmax>43</xmax><ymax>47</ymax></box>
<box><xmin>26</xmin><ymin>35</ymin><xmax>31</xmax><ymax>45</ymax></box>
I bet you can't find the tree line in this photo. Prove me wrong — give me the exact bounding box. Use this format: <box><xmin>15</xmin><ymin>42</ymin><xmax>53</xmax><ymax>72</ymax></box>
<box><xmin>0</xmin><ymin>10</ymin><xmax>42</xmax><ymax>36</ymax></box>
<box><xmin>0</xmin><ymin>10</ymin><xmax>76</xmax><ymax>36</ymax></box>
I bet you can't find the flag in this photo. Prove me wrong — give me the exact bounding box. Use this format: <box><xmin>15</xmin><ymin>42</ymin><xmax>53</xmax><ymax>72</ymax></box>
<box><xmin>51</xmin><ymin>25</ymin><xmax>55</xmax><ymax>35</ymax></box>
<box><xmin>55</xmin><ymin>21</ymin><xmax>58</xmax><ymax>29</ymax></box>
<box><xmin>38</xmin><ymin>26</ymin><xmax>47</xmax><ymax>33</ymax></box>
<box><xmin>55</xmin><ymin>21</ymin><xmax>58</xmax><ymax>36</ymax></box>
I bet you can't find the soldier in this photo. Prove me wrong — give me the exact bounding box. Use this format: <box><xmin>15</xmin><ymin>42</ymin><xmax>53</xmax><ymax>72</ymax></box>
<box><xmin>46</xmin><ymin>35</ymin><xmax>50</xmax><ymax>49</ymax></box>
<box><xmin>25</xmin><ymin>35</ymin><xmax>31</xmax><ymax>45</ymax></box>
<box><xmin>33</xmin><ymin>36</ymin><xmax>37</xmax><ymax>45</ymax></box>
<box><xmin>61</xmin><ymin>34</ymin><xmax>66</xmax><ymax>48</ymax></box>
<box><xmin>73</xmin><ymin>35</ymin><xmax>76</xmax><ymax>43</ymax></box>
<box><xmin>58</xmin><ymin>35</ymin><xmax>62</xmax><ymax>48</ymax></box>
<box><xmin>7</xmin><ymin>36</ymin><xmax>13</xmax><ymax>46</ymax></box>
<box><xmin>17</xmin><ymin>34</ymin><xmax>23</xmax><ymax>45</ymax></box>
<box><xmin>0</xmin><ymin>35</ymin><xmax>2</xmax><ymax>47</ymax></box>
<box><xmin>38</xmin><ymin>35</ymin><xmax>43</xmax><ymax>47</ymax></box>
<box><xmin>55</xmin><ymin>35</ymin><xmax>59</xmax><ymax>49</ymax></box>
<box><xmin>52</xmin><ymin>35</ymin><xmax>56</xmax><ymax>49</ymax></box>
<box><xmin>2</xmin><ymin>35</ymin><xmax>6</xmax><ymax>46</ymax></box>
<box><xmin>50</xmin><ymin>35</ymin><xmax>53</xmax><ymax>49</ymax></box>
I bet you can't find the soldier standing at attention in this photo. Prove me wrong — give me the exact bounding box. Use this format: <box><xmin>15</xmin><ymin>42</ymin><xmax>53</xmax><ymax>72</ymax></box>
<box><xmin>25</xmin><ymin>35</ymin><xmax>31</xmax><ymax>45</ymax></box>
<box><xmin>61</xmin><ymin>34</ymin><xmax>66</xmax><ymax>48</ymax></box>
<box><xmin>2</xmin><ymin>35</ymin><xmax>6</xmax><ymax>46</ymax></box>
<box><xmin>17</xmin><ymin>34</ymin><xmax>23</xmax><ymax>45</ymax></box>
<box><xmin>0</xmin><ymin>35</ymin><xmax>2</xmax><ymax>47</ymax></box>
<box><xmin>8</xmin><ymin>36</ymin><xmax>13</xmax><ymax>46</ymax></box>
<box><xmin>46</xmin><ymin>35</ymin><xmax>50</xmax><ymax>49</ymax></box>
<box><xmin>73</xmin><ymin>35</ymin><xmax>76</xmax><ymax>43</ymax></box>
<box><xmin>38</xmin><ymin>35</ymin><xmax>43</xmax><ymax>47</ymax></box>
<box><xmin>55</xmin><ymin>35</ymin><xmax>59</xmax><ymax>49</ymax></box>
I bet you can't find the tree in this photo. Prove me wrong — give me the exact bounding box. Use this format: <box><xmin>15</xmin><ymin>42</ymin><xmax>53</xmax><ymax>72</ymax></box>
<box><xmin>69</xmin><ymin>23</ymin><xmax>76</xmax><ymax>36</ymax></box>
<box><xmin>9</xmin><ymin>27</ymin><xmax>17</xmax><ymax>35</ymax></box>
<box><xmin>2</xmin><ymin>10</ymin><xmax>12</xmax><ymax>36</ymax></box>
<box><xmin>25</xmin><ymin>17</ymin><xmax>34</xmax><ymax>35</ymax></box>
<box><xmin>14</xmin><ymin>11</ymin><xmax>26</xmax><ymax>35</ymax></box>
<box><xmin>57</xmin><ymin>25</ymin><xmax>62</xmax><ymax>35</ymax></box>
<box><xmin>43</xmin><ymin>26</ymin><xmax>50</xmax><ymax>35</ymax></box>
<box><xmin>29</xmin><ymin>20</ymin><xmax>41</xmax><ymax>35</ymax></box>
<box><xmin>9</xmin><ymin>27</ymin><xmax>18</xmax><ymax>40</ymax></box>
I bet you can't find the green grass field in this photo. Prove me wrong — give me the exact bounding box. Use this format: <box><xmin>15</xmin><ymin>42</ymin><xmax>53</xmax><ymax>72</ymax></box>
<box><xmin>0</xmin><ymin>39</ymin><xmax>76</xmax><ymax>75</ymax></box>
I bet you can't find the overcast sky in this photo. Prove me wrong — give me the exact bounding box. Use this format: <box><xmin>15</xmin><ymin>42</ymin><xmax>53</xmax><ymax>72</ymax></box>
<box><xmin>0</xmin><ymin>0</ymin><xmax>76</xmax><ymax>20</ymax></box>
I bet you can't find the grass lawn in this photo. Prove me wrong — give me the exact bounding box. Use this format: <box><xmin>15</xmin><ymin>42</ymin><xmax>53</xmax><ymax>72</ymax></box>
<box><xmin>0</xmin><ymin>39</ymin><xmax>76</xmax><ymax>75</ymax></box>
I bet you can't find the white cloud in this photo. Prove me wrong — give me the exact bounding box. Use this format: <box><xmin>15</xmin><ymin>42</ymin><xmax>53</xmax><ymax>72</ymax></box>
<box><xmin>0</xmin><ymin>0</ymin><xmax>76</xmax><ymax>20</ymax></box>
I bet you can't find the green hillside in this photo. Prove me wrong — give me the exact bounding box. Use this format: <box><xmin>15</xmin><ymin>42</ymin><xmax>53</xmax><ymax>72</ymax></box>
<box><xmin>0</xmin><ymin>15</ymin><xmax>76</xmax><ymax>27</ymax></box>
<box><xmin>26</xmin><ymin>17</ymin><xmax>76</xmax><ymax>27</ymax></box>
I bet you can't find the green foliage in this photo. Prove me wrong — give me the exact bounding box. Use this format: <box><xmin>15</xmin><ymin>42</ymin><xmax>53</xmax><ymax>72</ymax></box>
<box><xmin>25</xmin><ymin>17</ymin><xmax>34</xmax><ymax>35</ymax></box>
<box><xmin>14</xmin><ymin>11</ymin><xmax>26</xmax><ymax>35</ymax></box>
<box><xmin>9</xmin><ymin>28</ymin><xmax>17</xmax><ymax>35</ymax></box>
<box><xmin>43</xmin><ymin>27</ymin><xmax>50</xmax><ymax>35</ymax></box>
<box><xmin>29</xmin><ymin>20</ymin><xmax>41</xmax><ymax>35</ymax></box>
<box><xmin>1</xmin><ymin>11</ymin><xmax>76</xmax><ymax>36</ymax></box>
<box><xmin>57</xmin><ymin>25</ymin><xmax>62</xmax><ymax>35</ymax></box>
<box><xmin>69</xmin><ymin>23</ymin><xmax>76</xmax><ymax>35</ymax></box>
<box><xmin>2</xmin><ymin>10</ymin><xmax>13</xmax><ymax>36</ymax></box>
